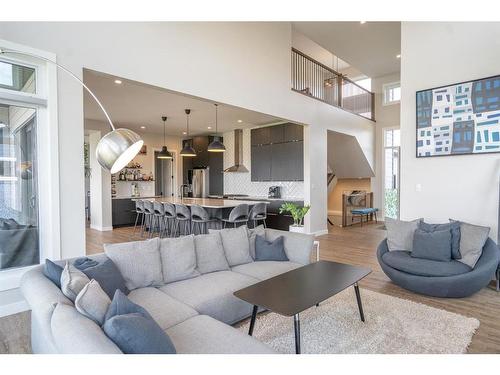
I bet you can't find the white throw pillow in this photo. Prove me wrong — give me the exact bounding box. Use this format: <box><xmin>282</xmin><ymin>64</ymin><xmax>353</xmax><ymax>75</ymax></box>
<box><xmin>208</xmin><ymin>225</ymin><xmax>253</xmax><ymax>266</ymax></box>
<box><xmin>60</xmin><ymin>262</ymin><xmax>90</xmax><ymax>302</ymax></box>
<box><xmin>75</xmin><ymin>279</ymin><xmax>111</xmax><ymax>326</ymax></box>
<box><xmin>385</xmin><ymin>217</ymin><xmax>422</xmax><ymax>251</ymax></box>
<box><xmin>160</xmin><ymin>235</ymin><xmax>200</xmax><ymax>283</ymax></box>
<box><xmin>454</xmin><ymin>221</ymin><xmax>490</xmax><ymax>268</ymax></box>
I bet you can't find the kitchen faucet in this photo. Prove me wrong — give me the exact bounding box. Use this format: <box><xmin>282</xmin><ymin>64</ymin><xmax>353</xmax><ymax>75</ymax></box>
<box><xmin>179</xmin><ymin>184</ymin><xmax>189</xmax><ymax>199</ymax></box>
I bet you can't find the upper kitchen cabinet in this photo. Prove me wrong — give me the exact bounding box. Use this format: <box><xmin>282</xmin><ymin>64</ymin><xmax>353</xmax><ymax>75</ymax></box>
<box><xmin>250</xmin><ymin>126</ymin><xmax>271</xmax><ymax>146</ymax></box>
<box><xmin>250</xmin><ymin>123</ymin><xmax>304</xmax><ymax>182</ymax></box>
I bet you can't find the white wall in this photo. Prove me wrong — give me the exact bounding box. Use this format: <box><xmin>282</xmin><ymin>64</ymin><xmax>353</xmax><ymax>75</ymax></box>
<box><xmin>0</xmin><ymin>22</ymin><xmax>375</xmax><ymax>250</ymax></box>
<box><xmin>222</xmin><ymin>128</ymin><xmax>304</xmax><ymax>199</ymax></box>
<box><xmin>371</xmin><ymin>72</ymin><xmax>401</xmax><ymax>217</ymax></box>
<box><xmin>400</xmin><ymin>22</ymin><xmax>500</xmax><ymax>239</ymax></box>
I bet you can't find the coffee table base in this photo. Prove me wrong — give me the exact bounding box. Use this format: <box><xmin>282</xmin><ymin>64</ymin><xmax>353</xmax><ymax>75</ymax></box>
<box><xmin>247</xmin><ymin>283</ymin><xmax>366</xmax><ymax>354</ymax></box>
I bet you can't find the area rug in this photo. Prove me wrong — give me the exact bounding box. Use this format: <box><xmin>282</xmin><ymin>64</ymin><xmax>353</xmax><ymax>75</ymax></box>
<box><xmin>238</xmin><ymin>288</ymin><xmax>479</xmax><ymax>354</ymax></box>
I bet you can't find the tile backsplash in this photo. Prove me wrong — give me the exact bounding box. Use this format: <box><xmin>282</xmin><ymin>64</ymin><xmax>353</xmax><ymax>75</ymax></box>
<box><xmin>222</xmin><ymin>129</ymin><xmax>304</xmax><ymax>199</ymax></box>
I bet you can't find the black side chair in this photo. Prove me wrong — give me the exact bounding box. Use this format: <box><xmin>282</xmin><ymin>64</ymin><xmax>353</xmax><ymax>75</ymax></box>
<box><xmin>248</xmin><ymin>202</ymin><xmax>267</xmax><ymax>228</ymax></box>
<box><xmin>221</xmin><ymin>204</ymin><xmax>249</xmax><ymax>228</ymax></box>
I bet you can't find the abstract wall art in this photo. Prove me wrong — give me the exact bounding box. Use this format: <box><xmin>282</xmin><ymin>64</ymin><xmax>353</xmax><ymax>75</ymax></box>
<box><xmin>416</xmin><ymin>75</ymin><xmax>500</xmax><ymax>157</ymax></box>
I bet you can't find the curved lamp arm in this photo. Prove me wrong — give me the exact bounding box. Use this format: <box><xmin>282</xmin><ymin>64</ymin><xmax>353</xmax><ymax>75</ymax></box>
<box><xmin>0</xmin><ymin>47</ymin><xmax>143</xmax><ymax>173</ymax></box>
<box><xmin>0</xmin><ymin>48</ymin><xmax>115</xmax><ymax>130</ymax></box>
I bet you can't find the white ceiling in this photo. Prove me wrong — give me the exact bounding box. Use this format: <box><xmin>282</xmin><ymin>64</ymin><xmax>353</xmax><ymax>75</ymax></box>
<box><xmin>292</xmin><ymin>22</ymin><xmax>401</xmax><ymax>78</ymax></box>
<box><xmin>83</xmin><ymin>69</ymin><xmax>280</xmax><ymax>136</ymax></box>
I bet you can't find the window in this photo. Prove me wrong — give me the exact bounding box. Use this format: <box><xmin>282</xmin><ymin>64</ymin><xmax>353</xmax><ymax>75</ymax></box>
<box><xmin>0</xmin><ymin>40</ymin><xmax>59</xmax><ymax>286</ymax></box>
<box><xmin>383</xmin><ymin>81</ymin><xmax>401</xmax><ymax>105</ymax></box>
<box><xmin>384</xmin><ymin>128</ymin><xmax>400</xmax><ymax>219</ymax></box>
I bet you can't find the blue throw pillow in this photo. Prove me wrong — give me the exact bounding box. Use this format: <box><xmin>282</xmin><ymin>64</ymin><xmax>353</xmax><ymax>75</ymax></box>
<box><xmin>255</xmin><ymin>235</ymin><xmax>289</xmax><ymax>261</ymax></box>
<box><xmin>80</xmin><ymin>258</ymin><xmax>129</xmax><ymax>299</ymax></box>
<box><xmin>73</xmin><ymin>257</ymin><xmax>99</xmax><ymax>270</ymax></box>
<box><xmin>411</xmin><ymin>228</ymin><xmax>452</xmax><ymax>262</ymax></box>
<box><xmin>43</xmin><ymin>259</ymin><xmax>64</xmax><ymax>288</ymax></box>
<box><xmin>103</xmin><ymin>290</ymin><xmax>176</xmax><ymax>354</ymax></box>
<box><xmin>419</xmin><ymin>221</ymin><xmax>461</xmax><ymax>259</ymax></box>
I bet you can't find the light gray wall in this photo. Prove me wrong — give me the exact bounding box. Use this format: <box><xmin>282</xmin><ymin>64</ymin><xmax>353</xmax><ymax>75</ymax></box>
<box><xmin>400</xmin><ymin>22</ymin><xmax>500</xmax><ymax>238</ymax></box>
<box><xmin>0</xmin><ymin>22</ymin><xmax>375</xmax><ymax>253</ymax></box>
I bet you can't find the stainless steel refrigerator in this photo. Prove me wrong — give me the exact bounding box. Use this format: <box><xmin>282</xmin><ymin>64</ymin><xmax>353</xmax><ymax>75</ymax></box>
<box><xmin>189</xmin><ymin>167</ymin><xmax>210</xmax><ymax>198</ymax></box>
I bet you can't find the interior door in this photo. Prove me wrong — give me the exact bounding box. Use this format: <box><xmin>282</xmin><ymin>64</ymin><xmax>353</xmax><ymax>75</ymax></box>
<box><xmin>154</xmin><ymin>152</ymin><xmax>173</xmax><ymax>197</ymax></box>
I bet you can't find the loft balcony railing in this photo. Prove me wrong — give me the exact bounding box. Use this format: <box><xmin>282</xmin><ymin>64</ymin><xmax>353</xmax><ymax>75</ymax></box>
<box><xmin>291</xmin><ymin>48</ymin><xmax>375</xmax><ymax>121</ymax></box>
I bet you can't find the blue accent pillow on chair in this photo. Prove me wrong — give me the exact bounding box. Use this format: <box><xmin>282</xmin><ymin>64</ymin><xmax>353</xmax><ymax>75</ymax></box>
<box><xmin>419</xmin><ymin>221</ymin><xmax>461</xmax><ymax>259</ymax></box>
<box><xmin>411</xmin><ymin>229</ymin><xmax>452</xmax><ymax>262</ymax></box>
<box><xmin>255</xmin><ymin>235</ymin><xmax>289</xmax><ymax>261</ymax></box>
<box><xmin>43</xmin><ymin>259</ymin><xmax>64</xmax><ymax>288</ymax></box>
<box><xmin>80</xmin><ymin>258</ymin><xmax>129</xmax><ymax>299</ymax></box>
<box><xmin>103</xmin><ymin>290</ymin><xmax>176</xmax><ymax>354</ymax></box>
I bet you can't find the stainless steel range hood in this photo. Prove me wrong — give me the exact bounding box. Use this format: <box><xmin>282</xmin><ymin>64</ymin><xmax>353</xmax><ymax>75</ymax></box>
<box><xmin>224</xmin><ymin>129</ymin><xmax>249</xmax><ymax>173</ymax></box>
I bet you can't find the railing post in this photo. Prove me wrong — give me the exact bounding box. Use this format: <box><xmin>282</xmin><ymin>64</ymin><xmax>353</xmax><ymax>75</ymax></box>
<box><xmin>371</xmin><ymin>92</ymin><xmax>375</xmax><ymax>121</ymax></box>
<box><xmin>337</xmin><ymin>74</ymin><xmax>343</xmax><ymax>107</ymax></box>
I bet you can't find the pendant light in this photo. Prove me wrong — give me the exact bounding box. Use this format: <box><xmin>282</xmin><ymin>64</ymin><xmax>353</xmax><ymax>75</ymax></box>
<box><xmin>207</xmin><ymin>104</ymin><xmax>226</xmax><ymax>152</ymax></box>
<box><xmin>180</xmin><ymin>109</ymin><xmax>197</xmax><ymax>157</ymax></box>
<box><xmin>0</xmin><ymin>48</ymin><xmax>143</xmax><ymax>174</ymax></box>
<box><xmin>157</xmin><ymin>116</ymin><xmax>173</xmax><ymax>159</ymax></box>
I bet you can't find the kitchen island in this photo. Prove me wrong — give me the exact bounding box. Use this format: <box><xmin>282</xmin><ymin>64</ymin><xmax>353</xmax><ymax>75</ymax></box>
<box><xmin>139</xmin><ymin>197</ymin><xmax>270</xmax><ymax>208</ymax></box>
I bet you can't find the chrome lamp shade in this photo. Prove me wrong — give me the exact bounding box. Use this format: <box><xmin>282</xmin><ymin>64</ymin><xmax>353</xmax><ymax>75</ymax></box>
<box><xmin>207</xmin><ymin>137</ymin><xmax>226</xmax><ymax>152</ymax></box>
<box><xmin>157</xmin><ymin>145</ymin><xmax>173</xmax><ymax>159</ymax></box>
<box><xmin>180</xmin><ymin>143</ymin><xmax>197</xmax><ymax>157</ymax></box>
<box><xmin>96</xmin><ymin>128</ymin><xmax>144</xmax><ymax>174</ymax></box>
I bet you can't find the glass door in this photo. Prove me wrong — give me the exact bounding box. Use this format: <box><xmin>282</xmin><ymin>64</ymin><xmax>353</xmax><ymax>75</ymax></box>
<box><xmin>384</xmin><ymin>128</ymin><xmax>400</xmax><ymax>219</ymax></box>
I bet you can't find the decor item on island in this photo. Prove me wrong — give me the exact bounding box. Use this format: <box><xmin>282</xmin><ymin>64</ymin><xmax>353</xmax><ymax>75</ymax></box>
<box><xmin>279</xmin><ymin>202</ymin><xmax>310</xmax><ymax>233</ymax></box>
<box><xmin>207</xmin><ymin>103</ymin><xmax>226</xmax><ymax>152</ymax></box>
<box><xmin>157</xmin><ymin>116</ymin><xmax>172</xmax><ymax>159</ymax></box>
<box><xmin>0</xmin><ymin>49</ymin><xmax>143</xmax><ymax>173</ymax></box>
<box><xmin>416</xmin><ymin>75</ymin><xmax>500</xmax><ymax>157</ymax></box>
<box><xmin>180</xmin><ymin>109</ymin><xmax>197</xmax><ymax>157</ymax></box>
<box><xmin>237</xmin><ymin>287</ymin><xmax>479</xmax><ymax>354</ymax></box>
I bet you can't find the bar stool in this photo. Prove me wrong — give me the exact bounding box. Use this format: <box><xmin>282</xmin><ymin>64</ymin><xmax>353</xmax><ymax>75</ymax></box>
<box><xmin>174</xmin><ymin>204</ymin><xmax>191</xmax><ymax>236</ymax></box>
<box><xmin>142</xmin><ymin>200</ymin><xmax>155</xmax><ymax>237</ymax></box>
<box><xmin>190</xmin><ymin>205</ymin><xmax>219</xmax><ymax>235</ymax></box>
<box><xmin>150</xmin><ymin>201</ymin><xmax>166</xmax><ymax>238</ymax></box>
<box><xmin>248</xmin><ymin>202</ymin><xmax>267</xmax><ymax>228</ymax></box>
<box><xmin>221</xmin><ymin>204</ymin><xmax>249</xmax><ymax>228</ymax></box>
<box><xmin>132</xmin><ymin>199</ymin><xmax>145</xmax><ymax>235</ymax></box>
<box><xmin>161</xmin><ymin>202</ymin><xmax>176</xmax><ymax>238</ymax></box>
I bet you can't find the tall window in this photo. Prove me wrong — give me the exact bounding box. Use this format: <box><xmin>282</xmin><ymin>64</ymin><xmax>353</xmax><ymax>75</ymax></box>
<box><xmin>383</xmin><ymin>81</ymin><xmax>401</xmax><ymax>105</ymax></box>
<box><xmin>384</xmin><ymin>128</ymin><xmax>400</xmax><ymax>219</ymax></box>
<box><xmin>0</xmin><ymin>51</ymin><xmax>51</xmax><ymax>273</ymax></box>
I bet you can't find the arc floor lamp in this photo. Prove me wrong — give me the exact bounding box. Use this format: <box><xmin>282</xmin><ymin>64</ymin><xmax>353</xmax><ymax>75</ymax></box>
<box><xmin>0</xmin><ymin>48</ymin><xmax>143</xmax><ymax>174</ymax></box>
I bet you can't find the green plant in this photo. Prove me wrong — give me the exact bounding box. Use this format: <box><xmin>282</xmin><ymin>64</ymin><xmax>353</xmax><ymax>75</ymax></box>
<box><xmin>279</xmin><ymin>202</ymin><xmax>311</xmax><ymax>226</ymax></box>
<box><xmin>384</xmin><ymin>188</ymin><xmax>398</xmax><ymax>219</ymax></box>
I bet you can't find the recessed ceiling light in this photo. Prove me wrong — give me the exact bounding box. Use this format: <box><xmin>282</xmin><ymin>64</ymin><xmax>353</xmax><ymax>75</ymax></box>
<box><xmin>183</xmin><ymin>131</ymin><xmax>187</xmax><ymax>135</ymax></box>
<box><xmin>140</xmin><ymin>126</ymin><xmax>146</xmax><ymax>129</ymax></box>
<box><xmin>237</xmin><ymin>120</ymin><xmax>243</xmax><ymax>123</ymax></box>
<box><xmin>207</xmin><ymin>126</ymin><xmax>212</xmax><ymax>130</ymax></box>
<box><xmin>114</xmin><ymin>79</ymin><xmax>122</xmax><ymax>84</ymax></box>
<box><xmin>360</xmin><ymin>21</ymin><xmax>366</xmax><ymax>24</ymax></box>
<box><xmin>396</xmin><ymin>54</ymin><xmax>401</xmax><ymax>59</ymax></box>
<box><xmin>0</xmin><ymin>122</ymin><xmax>5</xmax><ymax>129</ymax></box>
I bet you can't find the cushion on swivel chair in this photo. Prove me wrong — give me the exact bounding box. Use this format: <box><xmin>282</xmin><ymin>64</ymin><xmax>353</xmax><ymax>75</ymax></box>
<box><xmin>382</xmin><ymin>251</ymin><xmax>471</xmax><ymax>277</ymax></box>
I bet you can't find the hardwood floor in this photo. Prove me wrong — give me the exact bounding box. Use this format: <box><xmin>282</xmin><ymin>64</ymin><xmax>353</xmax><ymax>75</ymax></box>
<box><xmin>87</xmin><ymin>222</ymin><xmax>500</xmax><ymax>353</ymax></box>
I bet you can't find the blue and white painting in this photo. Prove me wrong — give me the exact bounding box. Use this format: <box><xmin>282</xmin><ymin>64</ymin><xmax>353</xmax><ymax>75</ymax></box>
<box><xmin>416</xmin><ymin>75</ymin><xmax>500</xmax><ymax>157</ymax></box>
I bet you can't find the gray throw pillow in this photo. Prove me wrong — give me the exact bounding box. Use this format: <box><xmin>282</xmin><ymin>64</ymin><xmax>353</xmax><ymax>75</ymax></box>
<box><xmin>454</xmin><ymin>221</ymin><xmax>490</xmax><ymax>268</ymax></box>
<box><xmin>80</xmin><ymin>258</ymin><xmax>129</xmax><ymax>299</ymax></box>
<box><xmin>60</xmin><ymin>262</ymin><xmax>90</xmax><ymax>302</ymax></box>
<box><xmin>104</xmin><ymin>237</ymin><xmax>163</xmax><ymax>290</ymax></box>
<box><xmin>75</xmin><ymin>279</ymin><xmax>111</xmax><ymax>326</ymax></box>
<box><xmin>411</xmin><ymin>229</ymin><xmax>452</xmax><ymax>262</ymax></box>
<box><xmin>419</xmin><ymin>221</ymin><xmax>461</xmax><ymax>259</ymax></box>
<box><xmin>208</xmin><ymin>226</ymin><xmax>253</xmax><ymax>266</ymax></box>
<box><xmin>255</xmin><ymin>235</ymin><xmax>289</xmax><ymax>261</ymax></box>
<box><xmin>385</xmin><ymin>217</ymin><xmax>422</xmax><ymax>251</ymax></box>
<box><xmin>43</xmin><ymin>259</ymin><xmax>63</xmax><ymax>288</ymax></box>
<box><xmin>160</xmin><ymin>235</ymin><xmax>200</xmax><ymax>283</ymax></box>
<box><xmin>103</xmin><ymin>290</ymin><xmax>176</xmax><ymax>354</ymax></box>
<box><xmin>194</xmin><ymin>233</ymin><xmax>230</xmax><ymax>274</ymax></box>
<box><xmin>248</xmin><ymin>225</ymin><xmax>265</xmax><ymax>260</ymax></box>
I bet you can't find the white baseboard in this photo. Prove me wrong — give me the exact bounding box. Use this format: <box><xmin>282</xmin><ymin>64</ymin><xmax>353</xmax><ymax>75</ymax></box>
<box><xmin>310</xmin><ymin>229</ymin><xmax>329</xmax><ymax>236</ymax></box>
<box><xmin>0</xmin><ymin>299</ymin><xmax>29</xmax><ymax>318</ymax></box>
<box><xmin>328</xmin><ymin>210</ymin><xmax>342</xmax><ymax>216</ymax></box>
<box><xmin>90</xmin><ymin>224</ymin><xmax>113</xmax><ymax>232</ymax></box>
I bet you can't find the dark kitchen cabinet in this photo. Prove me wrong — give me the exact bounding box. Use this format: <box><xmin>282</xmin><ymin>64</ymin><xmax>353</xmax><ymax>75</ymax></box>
<box><xmin>283</xmin><ymin>123</ymin><xmax>304</xmax><ymax>142</ymax></box>
<box><xmin>112</xmin><ymin>199</ymin><xmax>136</xmax><ymax>227</ymax></box>
<box><xmin>192</xmin><ymin>136</ymin><xmax>209</xmax><ymax>167</ymax></box>
<box><xmin>251</xmin><ymin>144</ymin><xmax>271</xmax><ymax>181</ymax></box>
<box><xmin>270</xmin><ymin>141</ymin><xmax>304</xmax><ymax>181</ymax></box>
<box><xmin>208</xmin><ymin>137</ymin><xmax>224</xmax><ymax>195</ymax></box>
<box><xmin>270</xmin><ymin>124</ymin><xmax>284</xmax><ymax>144</ymax></box>
<box><xmin>251</xmin><ymin>127</ymin><xmax>271</xmax><ymax>146</ymax></box>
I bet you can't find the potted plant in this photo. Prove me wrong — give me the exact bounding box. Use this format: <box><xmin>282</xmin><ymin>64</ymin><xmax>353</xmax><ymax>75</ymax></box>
<box><xmin>279</xmin><ymin>202</ymin><xmax>311</xmax><ymax>233</ymax></box>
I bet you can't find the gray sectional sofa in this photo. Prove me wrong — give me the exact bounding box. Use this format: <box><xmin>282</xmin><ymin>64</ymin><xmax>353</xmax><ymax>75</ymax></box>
<box><xmin>21</xmin><ymin>227</ymin><xmax>315</xmax><ymax>354</ymax></box>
